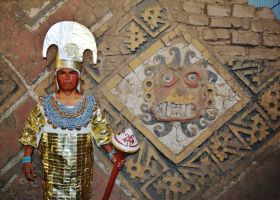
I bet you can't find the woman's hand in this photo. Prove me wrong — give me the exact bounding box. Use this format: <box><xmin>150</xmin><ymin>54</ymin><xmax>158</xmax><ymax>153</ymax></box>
<box><xmin>22</xmin><ymin>163</ymin><xmax>36</xmax><ymax>181</ymax></box>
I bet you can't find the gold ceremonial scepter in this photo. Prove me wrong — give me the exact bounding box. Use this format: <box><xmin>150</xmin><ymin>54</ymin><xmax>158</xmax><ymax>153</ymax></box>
<box><xmin>102</xmin><ymin>128</ymin><xmax>139</xmax><ymax>200</ymax></box>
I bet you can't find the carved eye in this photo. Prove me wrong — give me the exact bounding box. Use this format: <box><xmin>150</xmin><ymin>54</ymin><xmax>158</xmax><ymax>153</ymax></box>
<box><xmin>184</xmin><ymin>72</ymin><xmax>201</xmax><ymax>88</ymax></box>
<box><xmin>163</xmin><ymin>74</ymin><xmax>173</xmax><ymax>83</ymax></box>
<box><xmin>187</xmin><ymin>73</ymin><xmax>198</xmax><ymax>81</ymax></box>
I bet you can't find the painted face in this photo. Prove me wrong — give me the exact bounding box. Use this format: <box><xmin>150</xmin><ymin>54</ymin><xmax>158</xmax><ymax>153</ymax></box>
<box><xmin>56</xmin><ymin>68</ymin><xmax>79</xmax><ymax>91</ymax></box>
<box><xmin>144</xmin><ymin>64</ymin><xmax>208</xmax><ymax>122</ymax></box>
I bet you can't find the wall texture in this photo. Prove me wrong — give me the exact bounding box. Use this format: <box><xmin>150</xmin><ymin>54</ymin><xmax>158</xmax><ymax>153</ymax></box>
<box><xmin>0</xmin><ymin>0</ymin><xmax>279</xmax><ymax>199</ymax></box>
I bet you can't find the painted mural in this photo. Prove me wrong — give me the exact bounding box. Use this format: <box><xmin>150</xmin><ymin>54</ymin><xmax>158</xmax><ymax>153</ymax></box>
<box><xmin>111</xmin><ymin>42</ymin><xmax>241</xmax><ymax>156</ymax></box>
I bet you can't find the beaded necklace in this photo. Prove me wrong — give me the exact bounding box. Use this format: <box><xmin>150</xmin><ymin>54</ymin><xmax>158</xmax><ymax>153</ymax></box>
<box><xmin>43</xmin><ymin>94</ymin><xmax>95</xmax><ymax>130</ymax></box>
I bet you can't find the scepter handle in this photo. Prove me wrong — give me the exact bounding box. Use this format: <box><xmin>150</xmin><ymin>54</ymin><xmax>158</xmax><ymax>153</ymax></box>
<box><xmin>102</xmin><ymin>151</ymin><xmax>125</xmax><ymax>200</ymax></box>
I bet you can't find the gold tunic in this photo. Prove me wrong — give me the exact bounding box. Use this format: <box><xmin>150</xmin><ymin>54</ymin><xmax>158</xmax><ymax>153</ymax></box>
<box><xmin>19</xmin><ymin>102</ymin><xmax>111</xmax><ymax>200</ymax></box>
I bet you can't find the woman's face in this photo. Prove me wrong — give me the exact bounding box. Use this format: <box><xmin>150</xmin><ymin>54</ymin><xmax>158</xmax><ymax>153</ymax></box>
<box><xmin>56</xmin><ymin>68</ymin><xmax>79</xmax><ymax>91</ymax></box>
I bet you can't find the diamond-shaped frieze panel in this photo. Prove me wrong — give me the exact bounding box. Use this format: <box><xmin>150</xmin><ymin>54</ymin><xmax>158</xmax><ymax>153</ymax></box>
<box><xmin>178</xmin><ymin>147</ymin><xmax>221</xmax><ymax>192</ymax></box>
<box><xmin>126</xmin><ymin>141</ymin><xmax>169</xmax><ymax>183</ymax></box>
<box><xmin>102</xmin><ymin>25</ymin><xmax>250</xmax><ymax>164</ymax></box>
<box><xmin>228</xmin><ymin>104</ymin><xmax>272</xmax><ymax>149</ymax></box>
<box><xmin>207</xmin><ymin>127</ymin><xmax>251</xmax><ymax>171</ymax></box>
<box><xmin>0</xmin><ymin>55</ymin><xmax>26</xmax><ymax>115</ymax></box>
<box><xmin>133</xmin><ymin>0</ymin><xmax>170</xmax><ymax>38</ymax></box>
<box><xmin>125</xmin><ymin>140</ymin><xmax>194</xmax><ymax>199</ymax></box>
<box><xmin>141</xmin><ymin>170</ymin><xmax>193</xmax><ymax>199</ymax></box>
<box><xmin>232</xmin><ymin>60</ymin><xmax>278</xmax><ymax>94</ymax></box>
<box><xmin>258</xmin><ymin>78</ymin><xmax>280</xmax><ymax>130</ymax></box>
<box><xmin>11</xmin><ymin>0</ymin><xmax>67</xmax><ymax>30</ymax></box>
<box><xmin>85</xmin><ymin>0</ymin><xmax>171</xmax><ymax>83</ymax></box>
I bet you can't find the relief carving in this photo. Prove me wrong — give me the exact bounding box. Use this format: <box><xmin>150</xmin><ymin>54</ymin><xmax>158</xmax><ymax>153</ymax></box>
<box><xmin>232</xmin><ymin>60</ymin><xmax>277</xmax><ymax>94</ymax></box>
<box><xmin>140</xmin><ymin>47</ymin><xmax>219</xmax><ymax>138</ymax></box>
<box><xmin>126</xmin><ymin>141</ymin><xmax>169</xmax><ymax>183</ymax></box>
<box><xmin>101</xmin><ymin>22</ymin><xmax>279</xmax><ymax>198</ymax></box>
<box><xmin>125</xmin><ymin>22</ymin><xmax>147</xmax><ymax>52</ymax></box>
<box><xmin>0</xmin><ymin>69</ymin><xmax>18</xmax><ymax>105</ymax></box>
<box><xmin>229</xmin><ymin>105</ymin><xmax>271</xmax><ymax>147</ymax></box>
<box><xmin>209</xmin><ymin>128</ymin><xmax>248</xmax><ymax>162</ymax></box>
<box><xmin>141</xmin><ymin>5</ymin><xmax>164</xmax><ymax>30</ymax></box>
<box><xmin>151</xmin><ymin>171</ymin><xmax>192</xmax><ymax>199</ymax></box>
<box><xmin>107</xmin><ymin>27</ymin><xmax>249</xmax><ymax>164</ymax></box>
<box><xmin>0</xmin><ymin>56</ymin><xmax>26</xmax><ymax>115</ymax></box>
<box><xmin>11</xmin><ymin>0</ymin><xmax>66</xmax><ymax>30</ymax></box>
<box><xmin>132</xmin><ymin>0</ymin><xmax>170</xmax><ymax>38</ymax></box>
<box><xmin>178</xmin><ymin>148</ymin><xmax>221</xmax><ymax>190</ymax></box>
<box><xmin>259</xmin><ymin>79</ymin><xmax>280</xmax><ymax>123</ymax></box>
<box><xmin>2</xmin><ymin>1</ymin><xmax>280</xmax><ymax>200</ymax></box>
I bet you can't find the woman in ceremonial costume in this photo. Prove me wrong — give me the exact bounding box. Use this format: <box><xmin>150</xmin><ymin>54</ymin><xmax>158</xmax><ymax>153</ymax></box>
<box><xmin>19</xmin><ymin>21</ymin><xmax>121</xmax><ymax>200</ymax></box>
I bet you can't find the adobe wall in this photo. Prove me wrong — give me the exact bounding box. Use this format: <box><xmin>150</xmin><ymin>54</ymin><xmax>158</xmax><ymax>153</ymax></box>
<box><xmin>0</xmin><ymin>0</ymin><xmax>279</xmax><ymax>199</ymax></box>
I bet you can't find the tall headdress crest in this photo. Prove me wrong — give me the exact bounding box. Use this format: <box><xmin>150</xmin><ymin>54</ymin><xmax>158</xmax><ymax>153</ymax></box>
<box><xmin>42</xmin><ymin>21</ymin><xmax>97</xmax><ymax>72</ymax></box>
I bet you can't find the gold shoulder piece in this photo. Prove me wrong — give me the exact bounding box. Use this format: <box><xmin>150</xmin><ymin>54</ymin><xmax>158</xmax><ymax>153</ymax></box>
<box><xmin>19</xmin><ymin>104</ymin><xmax>46</xmax><ymax>147</ymax></box>
<box><xmin>91</xmin><ymin>103</ymin><xmax>112</xmax><ymax>147</ymax></box>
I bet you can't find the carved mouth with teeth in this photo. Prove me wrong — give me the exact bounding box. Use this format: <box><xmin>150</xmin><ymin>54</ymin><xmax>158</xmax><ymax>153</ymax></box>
<box><xmin>154</xmin><ymin>102</ymin><xmax>201</xmax><ymax>121</ymax></box>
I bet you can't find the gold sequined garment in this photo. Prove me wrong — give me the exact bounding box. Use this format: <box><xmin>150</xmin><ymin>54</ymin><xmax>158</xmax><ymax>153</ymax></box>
<box><xmin>19</xmin><ymin>97</ymin><xmax>112</xmax><ymax>200</ymax></box>
<box><xmin>41</xmin><ymin>132</ymin><xmax>93</xmax><ymax>199</ymax></box>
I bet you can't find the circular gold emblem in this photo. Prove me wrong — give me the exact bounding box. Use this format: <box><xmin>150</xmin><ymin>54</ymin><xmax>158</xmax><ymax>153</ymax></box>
<box><xmin>63</xmin><ymin>43</ymin><xmax>79</xmax><ymax>58</ymax></box>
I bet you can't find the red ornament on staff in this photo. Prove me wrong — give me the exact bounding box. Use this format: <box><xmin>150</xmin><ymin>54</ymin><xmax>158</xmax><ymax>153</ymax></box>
<box><xmin>102</xmin><ymin>128</ymin><xmax>140</xmax><ymax>200</ymax></box>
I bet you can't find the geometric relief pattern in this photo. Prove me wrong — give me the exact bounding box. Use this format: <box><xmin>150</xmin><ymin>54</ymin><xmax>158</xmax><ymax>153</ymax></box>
<box><xmin>232</xmin><ymin>60</ymin><xmax>278</xmax><ymax>94</ymax></box>
<box><xmin>87</xmin><ymin>2</ymin><xmax>280</xmax><ymax>199</ymax></box>
<box><xmin>11</xmin><ymin>0</ymin><xmax>66</xmax><ymax>30</ymax></box>
<box><xmin>126</xmin><ymin>141</ymin><xmax>193</xmax><ymax>200</ymax></box>
<box><xmin>121</xmin><ymin>104</ymin><xmax>276</xmax><ymax>199</ymax></box>
<box><xmin>176</xmin><ymin>102</ymin><xmax>275</xmax><ymax>196</ymax></box>
<box><xmin>97</xmin><ymin>17</ymin><xmax>280</xmax><ymax>197</ymax></box>
<box><xmin>120</xmin><ymin>0</ymin><xmax>170</xmax><ymax>53</ymax></box>
<box><xmin>126</xmin><ymin>141</ymin><xmax>169</xmax><ymax>183</ymax></box>
<box><xmin>209</xmin><ymin>127</ymin><xmax>249</xmax><ymax>162</ymax></box>
<box><xmin>178</xmin><ymin>148</ymin><xmax>221</xmax><ymax>191</ymax></box>
<box><xmin>33</xmin><ymin>64</ymin><xmax>56</xmax><ymax>97</ymax></box>
<box><xmin>207</xmin><ymin>127</ymin><xmax>251</xmax><ymax>172</ymax></box>
<box><xmin>124</xmin><ymin>21</ymin><xmax>147</xmax><ymax>52</ymax></box>
<box><xmin>86</xmin><ymin>0</ymin><xmax>170</xmax><ymax>83</ymax></box>
<box><xmin>101</xmin><ymin>19</ymin><xmax>280</xmax><ymax>198</ymax></box>
<box><xmin>145</xmin><ymin>170</ymin><xmax>193</xmax><ymax>200</ymax></box>
<box><xmin>124</xmin><ymin>120</ymin><xmax>268</xmax><ymax>199</ymax></box>
<box><xmin>259</xmin><ymin>78</ymin><xmax>280</xmax><ymax>129</ymax></box>
<box><xmin>0</xmin><ymin>55</ymin><xmax>26</xmax><ymax>115</ymax></box>
<box><xmin>228</xmin><ymin>104</ymin><xmax>271</xmax><ymax>149</ymax></box>
<box><xmin>0</xmin><ymin>69</ymin><xmax>18</xmax><ymax>104</ymax></box>
<box><xmin>106</xmin><ymin>24</ymin><xmax>250</xmax><ymax>164</ymax></box>
<box><xmin>133</xmin><ymin>0</ymin><xmax>170</xmax><ymax>38</ymax></box>
<box><xmin>1</xmin><ymin>1</ymin><xmax>279</xmax><ymax>200</ymax></box>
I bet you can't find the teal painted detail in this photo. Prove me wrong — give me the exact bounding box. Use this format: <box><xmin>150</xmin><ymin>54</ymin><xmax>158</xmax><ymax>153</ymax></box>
<box><xmin>22</xmin><ymin>156</ymin><xmax>32</xmax><ymax>163</ymax></box>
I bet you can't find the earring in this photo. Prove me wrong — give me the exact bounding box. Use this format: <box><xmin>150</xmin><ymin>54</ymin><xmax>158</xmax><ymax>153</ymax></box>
<box><xmin>54</xmin><ymin>76</ymin><xmax>59</xmax><ymax>93</ymax></box>
<box><xmin>77</xmin><ymin>78</ymin><xmax>84</xmax><ymax>93</ymax></box>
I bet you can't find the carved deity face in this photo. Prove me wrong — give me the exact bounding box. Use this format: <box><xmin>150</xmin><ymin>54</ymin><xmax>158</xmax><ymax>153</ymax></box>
<box><xmin>56</xmin><ymin>68</ymin><xmax>79</xmax><ymax>91</ymax></box>
<box><xmin>145</xmin><ymin>64</ymin><xmax>208</xmax><ymax>122</ymax></box>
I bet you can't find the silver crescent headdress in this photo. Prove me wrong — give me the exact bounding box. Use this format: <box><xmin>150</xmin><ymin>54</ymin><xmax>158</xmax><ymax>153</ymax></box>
<box><xmin>42</xmin><ymin>21</ymin><xmax>97</xmax><ymax>92</ymax></box>
<box><xmin>42</xmin><ymin>21</ymin><xmax>97</xmax><ymax>72</ymax></box>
